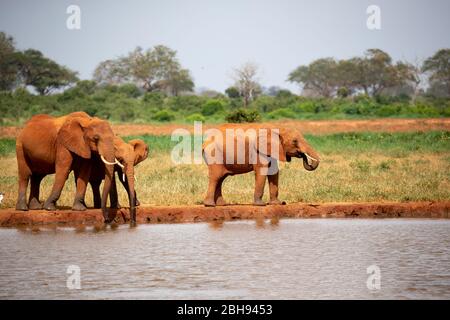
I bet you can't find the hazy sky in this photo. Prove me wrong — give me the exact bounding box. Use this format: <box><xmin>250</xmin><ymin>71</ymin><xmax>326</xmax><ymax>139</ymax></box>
<box><xmin>1</xmin><ymin>0</ymin><xmax>449</xmax><ymax>92</ymax></box>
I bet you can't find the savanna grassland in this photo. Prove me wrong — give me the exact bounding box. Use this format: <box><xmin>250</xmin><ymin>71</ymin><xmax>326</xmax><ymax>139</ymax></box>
<box><xmin>0</xmin><ymin>131</ymin><xmax>449</xmax><ymax>209</ymax></box>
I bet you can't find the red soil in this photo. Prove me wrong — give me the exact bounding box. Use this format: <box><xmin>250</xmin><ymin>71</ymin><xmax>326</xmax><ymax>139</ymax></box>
<box><xmin>0</xmin><ymin>201</ymin><xmax>448</xmax><ymax>228</ymax></box>
<box><xmin>1</xmin><ymin>118</ymin><xmax>449</xmax><ymax>138</ymax></box>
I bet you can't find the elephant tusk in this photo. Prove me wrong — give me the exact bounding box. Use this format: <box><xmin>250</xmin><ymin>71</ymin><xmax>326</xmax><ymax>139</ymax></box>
<box><xmin>121</xmin><ymin>174</ymin><xmax>136</xmax><ymax>183</ymax></box>
<box><xmin>304</xmin><ymin>153</ymin><xmax>319</xmax><ymax>165</ymax></box>
<box><xmin>100</xmin><ymin>155</ymin><xmax>125</xmax><ymax>169</ymax></box>
<box><xmin>115</xmin><ymin>159</ymin><xmax>125</xmax><ymax>169</ymax></box>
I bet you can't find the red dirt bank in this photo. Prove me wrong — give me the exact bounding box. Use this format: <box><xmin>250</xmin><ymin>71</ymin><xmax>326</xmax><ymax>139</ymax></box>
<box><xmin>0</xmin><ymin>202</ymin><xmax>448</xmax><ymax>228</ymax></box>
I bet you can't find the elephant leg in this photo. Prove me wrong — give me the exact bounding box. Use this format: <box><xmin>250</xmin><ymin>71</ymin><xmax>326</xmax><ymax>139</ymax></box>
<box><xmin>109</xmin><ymin>173</ymin><xmax>119</xmax><ymax>209</ymax></box>
<box><xmin>253</xmin><ymin>168</ymin><xmax>267</xmax><ymax>206</ymax></box>
<box><xmin>203</xmin><ymin>165</ymin><xmax>224</xmax><ymax>207</ymax></box>
<box><xmin>267</xmin><ymin>172</ymin><xmax>283</xmax><ymax>205</ymax></box>
<box><xmin>72</xmin><ymin>160</ymin><xmax>91</xmax><ymax>211</ymax></box>
<box><xmin>43</xmin><ymin>152</ymin><xmax>72</xmax><ymax>211</ymax></box>
<box><xmin>119</xmin><ymin>170</ymin><xmax>135</xmax><ymax>208</ymax></box>
<box><xmin>90</xmin><ymin>181</ymin><xmax>102</xmax><ymax>209</ymax></box>
<box><xmin>134</xmin><ymin>190</ymin><xmax>140</xmax><ymax>207</ymax></box>
<box><xmin>28</xmin><ymin>174</ymin><xmax>45</xmax><ymax>210</ymax></box>
<box><xmin>16</xmin><ymin>154</ymin><xmax>31</xmax><ymax>211</ymax></box>
<box><xmin>214</xmin><ymin>175</ymin><xmax>228</xmax><ymax>206</ymax></box>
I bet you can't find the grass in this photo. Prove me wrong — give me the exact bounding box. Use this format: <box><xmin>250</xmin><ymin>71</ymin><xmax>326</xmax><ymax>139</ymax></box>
<box><xmin>0</xmin><ymin>131</ymin><xmax>449</xmax><ymax>208</ymax></box>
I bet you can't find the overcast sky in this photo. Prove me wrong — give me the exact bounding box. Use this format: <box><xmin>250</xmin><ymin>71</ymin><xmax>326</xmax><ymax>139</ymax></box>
<box><xmin>1</xmin><ymin>0</ymin><xmax>449</xmax><ymax>92</ymax></box>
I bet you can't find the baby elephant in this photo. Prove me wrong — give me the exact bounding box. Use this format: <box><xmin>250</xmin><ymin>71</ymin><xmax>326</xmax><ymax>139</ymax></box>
<box><xmin>75</xmin><ymin>137</ymin><xmax>148</xmax><ymax>217</ymax></box>
<box><xmin>202</xmin><ymin>125</ymin><xmax>320</xmax><ymax>206</ymax></box>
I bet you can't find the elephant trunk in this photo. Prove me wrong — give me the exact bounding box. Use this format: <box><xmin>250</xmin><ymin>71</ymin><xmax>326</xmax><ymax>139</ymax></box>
<box><xmin>125</xmin><ymin>163</ymin><xmax>136</xmax><ymax>224</ymax></box>
<box><xmin>300</xmin><ymin>145</ymin><xmax>320</xmax><ymax>171</ymax></box>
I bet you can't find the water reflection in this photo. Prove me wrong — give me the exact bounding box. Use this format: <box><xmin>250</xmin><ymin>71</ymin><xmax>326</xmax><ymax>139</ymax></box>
<box><xmin>0</xmin><ymin>219</ymin><xmax>449</xmax><ymax>299</ymax></box>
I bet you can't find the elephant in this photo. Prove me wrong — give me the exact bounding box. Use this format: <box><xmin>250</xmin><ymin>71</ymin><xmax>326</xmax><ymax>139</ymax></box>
<box><xmin>15</xmin><ymin>112</ymin><xmax>118</xmax><ymax>221</ymax></box>
<box><xmin>202</xmin><ymin>124</ymin><xmax>320</xmax><ymax>206</ymax></box>
<box><xmin>76</xmin><ymin>136</ymin><xmax>149</xmax><ymax>223</ymax></box>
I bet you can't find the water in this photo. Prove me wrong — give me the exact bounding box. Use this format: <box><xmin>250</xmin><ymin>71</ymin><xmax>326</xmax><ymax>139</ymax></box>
<box><xmin>0</xmin><ymin>219</ymin><xmax>449</xmax><ymax>300</ymax></box>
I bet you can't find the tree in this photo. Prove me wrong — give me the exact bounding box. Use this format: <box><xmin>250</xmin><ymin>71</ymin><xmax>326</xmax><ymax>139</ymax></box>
<box><xmin>350</xmin><ymin>49</ymin><xmax>409</xmax><ymax>97</ymax></box>
<box><xmin>289</xmin><ymin>49</ymin><xmax>416</xmax><ymax>98</ymax></box>
<box><xmin>422</xmin><ymin>49</ymin><xmax>450</xmax><ymax>96</ymax></box>
<box><xmin>288</xmin><ymin>58</ymin><xmax>338</xmax><ymax>97</ymax></box>
<box><xmin>93</xmin><ymin>45</ymin><xmax>194</xmax><ymax>96</ymax></box>
<box><xmin>93</xmin><ymin>59</ymin><xmax>129</xmax><ymax>85</ymax></box>
<box><xmin>0</xmin><ymin>32</ymin><xmax>19</xmax><ymax>91</ymax></box>
<box><xmin>232</xmin><ymin>62</ymin><xmax>261</xmax><ymax>107</ymax></box>
<box><xmin>16</xmin><ymin>49</ymin><xmax>78</xmax><ymax>95</ymax></box>
<box><xmin>225</xmin><ymin>86</ymin><xmax>240</xmax><ymax>98</ymax></box>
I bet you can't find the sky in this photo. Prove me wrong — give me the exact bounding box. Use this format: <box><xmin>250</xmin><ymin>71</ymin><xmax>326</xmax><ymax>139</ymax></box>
<box><xmin>1</xmin><ymin>0</ymin><xmax>449</xmax><ymax>93</ymax></box>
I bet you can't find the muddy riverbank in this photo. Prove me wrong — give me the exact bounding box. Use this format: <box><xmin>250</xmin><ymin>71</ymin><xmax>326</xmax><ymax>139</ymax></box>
<box><xmin>0</xmin><ymin>201</ymin><xmax>448</xmax><ymax>228</ymax></box>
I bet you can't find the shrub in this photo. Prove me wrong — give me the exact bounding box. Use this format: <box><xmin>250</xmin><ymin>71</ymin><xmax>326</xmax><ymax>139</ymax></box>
<box><xmin>293</xmin><ymin>101</ymin><xmax>316</xmax><ymax>113</ymax></box>
<box><xmin>225</xmin><ymin>108</ymin><xmax>261</xmax><ymax>123</ymax></box>
<box><xmin>375</xmin><ymin>104</ymin><xmax>403</xmax><ymax>117</ymax></box>
<box><xmin>201</xmin><ymin>99</ymin><xmax>224</xmax><ymax>116</ymax></box>
<box><xmin>337</xmin><ymin>87</ymin><xmax>350</xmax><ymax>98</ymax></box>
<box><xmin>266</xmin><ymin>107</ymin><xmax>297</xmax><ymax>119</ymax></box>
<box><xmin>152</xmin><ymin>109</ymin><xmax>176</xmax><ymax>122</ymax></box>
<box><xmin>185</xmin><ymin>113</ymin><xmax>206</xmax><ymax>122</ymax></box>
<box><xmin>117</xmin><ymin>84</ymin><xmax>142</xmax><ymax>98</ymax></box>
<box><xmin>143</xmin><ymin>91</ymin><xmax>166</xmax><ymax>105</ymax></box>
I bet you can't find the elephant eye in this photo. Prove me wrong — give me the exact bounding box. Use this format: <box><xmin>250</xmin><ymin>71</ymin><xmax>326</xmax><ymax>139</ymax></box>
<box><xmin>93</xmin><ymin>134</ymin><xmax>100</xmax><ymax>141</ymax></box>
<box><xmin>293</xmin><ymin>139</ymin><xmax>298</xmax><ymax>146</ymax></box>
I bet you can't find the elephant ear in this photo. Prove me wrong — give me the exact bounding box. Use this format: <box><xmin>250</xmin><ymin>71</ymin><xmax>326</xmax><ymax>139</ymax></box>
<box><xmin>58</xmin><ymin>118</ymin><xmax>91</xmax><ymax>159</ymax></box>
<box><xmin>129</xmin><ymin>139</ymin><xmax>149</xmax><ymax>165</ymax></box>
<box><xmin>256</xmin><ymin>128</ymin><xmax>287</xmax><ymax>162</ymax></box>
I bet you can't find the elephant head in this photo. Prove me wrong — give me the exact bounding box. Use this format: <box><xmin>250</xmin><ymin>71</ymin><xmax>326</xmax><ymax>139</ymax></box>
<box><xmin>258</xmin><ymin>127</ymin><xmax>320</xmax><ymax>171</ymax></box>
<box><xmin>113</xmin><ymin>137</ymin><xmax>149</xmax><ymax>222</ymax></box>
<box><xmin>58</xmin><ymin>116</ymin><xmax>117</xmax><ymax>220</ymax></box>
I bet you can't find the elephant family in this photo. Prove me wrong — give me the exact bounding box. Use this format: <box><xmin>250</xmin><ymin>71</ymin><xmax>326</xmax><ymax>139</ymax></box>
<box><xmin>202</xmin><ymin>125</ymin><xmax>320</xmax><ymax>206</ymax></box>
<box><xmin>15</xmin><ymin>112</ymin><xmax>117</xmax><ymax>221</ymax></box>
<box><xmin>78</xmin><ymin>137</ymin><xmax>148</xmax><ymax>223</ymax></box>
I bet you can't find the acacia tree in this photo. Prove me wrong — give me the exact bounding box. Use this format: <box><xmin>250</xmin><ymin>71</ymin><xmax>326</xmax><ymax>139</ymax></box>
<box><xmin>289</xmin><ymin>49</ymin><xmax>415</xmax><ymax>98</ymax></box>
<box><xmin>93</xmin><ymin>45</ymin><xmax>194</xmax><ymax>95</ymax></box>
<box><xmin>15</xmin><ymin>49</ymin><xmax>78</xmax><ymax>95</ymax></box>
<box><xmin>288</xmin><ymin>58</ymin><xmax>339</xmax><ymax>97</ymax></box>
<box><xmin>422</xmin><ymin>49</ymin><xmax>450</xmax><ymax>96</ymax></box>
<box><xmin>232</xmin><ymin>62</ymin><xmax>261</xmax><ymax>107</ymax></box>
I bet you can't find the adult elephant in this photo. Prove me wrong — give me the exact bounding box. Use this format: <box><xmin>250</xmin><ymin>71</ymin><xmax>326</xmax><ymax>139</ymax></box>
<box><xmin>202</xmin><ymin>124</ymin><xmax>320</xmax><ymax>206</ymax></box>
<box><xmin>15</xmin><ymin>112</ymin><xmax>117</xmax><ymax>222</ymax></box>
<box><xmin>78</xmin><ymin>137</ymin><xmax>148</xmax><ymax>223</ymax></box>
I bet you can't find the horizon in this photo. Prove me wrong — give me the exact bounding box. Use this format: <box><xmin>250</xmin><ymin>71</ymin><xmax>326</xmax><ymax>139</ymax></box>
<box><xmin>1</xmin><ymin>0</ymin><xmax>449</xmax><ymax>93</ymax></box>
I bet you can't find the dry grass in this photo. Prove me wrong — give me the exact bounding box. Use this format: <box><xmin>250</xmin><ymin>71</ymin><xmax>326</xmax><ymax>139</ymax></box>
<box><xmin>1</xmin><ymin>151</ymin><xmax>449</xmax><ymax>209</ymax></box>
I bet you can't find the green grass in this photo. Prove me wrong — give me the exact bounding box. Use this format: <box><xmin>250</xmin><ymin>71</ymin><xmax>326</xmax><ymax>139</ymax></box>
<box><xmin>1</xmin><ymin>131</ymin><xmax>449</xmax><ymax>208</ymax></box>
<box><xmin>3</xmin><ymin>131</ymin><xmax>449</xmax><ymax>157</ymax></box>
<box><xmin>0</xmin><ymin>138</ymin><xmax>15</xmax><ymax>156</ymax></box>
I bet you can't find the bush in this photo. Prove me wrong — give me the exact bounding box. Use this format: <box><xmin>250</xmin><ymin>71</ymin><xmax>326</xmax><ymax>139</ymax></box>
<box><xmin>225</xmin><ymin>108</ymin><xmax>261</xmax><ymax>123</ymax></box>
<box><xmin>266</xmin><ymin>107</ymin><xmax>297</xmax><ymax>119</ymax></box>
<box><xmin>143</xmin><ymin>92</ymin><xmax>166</xmax><ymax>105</ymax></box>
<box><xmin>201</xmin><ymin>99</ymin><xmax>224</xmax><ymax>116</ymax></box>
<box><xmin>375</xmin><ymin>103</ymin><xmax>403</xmax><ymax>117</ymax></box>
<box><xmin>293</xmin><ymin>101</ymin><xmax>317</xmax><ymax>113</ymax></box>
<box><xmin>117</xmin><ymin>84</ymin><xmax>142</xmax><ymax>98</ymax></box>
<box><xmin>152</xmin><ymin>109</ymin><xmax>176</xmax><ymax>122</ymax></box>
<box><xmin>185</xmin><ymin>113</ymin><xmax>206</xmax><ymax>122</ymax></box>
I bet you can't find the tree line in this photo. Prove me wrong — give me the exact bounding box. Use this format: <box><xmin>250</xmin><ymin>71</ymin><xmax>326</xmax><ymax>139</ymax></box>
<box><xmin>0</xmin><ymin>31</ymin><xmax>449</xmax><ymax>124</ymax></box>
